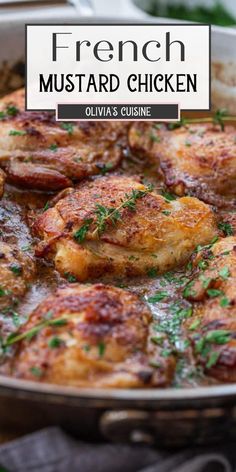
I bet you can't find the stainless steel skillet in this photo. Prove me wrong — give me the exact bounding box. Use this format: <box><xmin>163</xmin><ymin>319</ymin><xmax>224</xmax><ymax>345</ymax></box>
<box><xmin>0</xmin><ymin>3</ymin><xmax>236</xmax><ymax>446</ymax></box>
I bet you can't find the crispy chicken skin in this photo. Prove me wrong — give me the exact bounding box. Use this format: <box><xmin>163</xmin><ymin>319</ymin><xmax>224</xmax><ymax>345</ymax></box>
<box><xmin>33</xmin><ymin>175</ymin><xmax>217</xmax><ymax>281</ymax></box>
<box><xmin>129</xmin><ymin>122</ymin><xmax>236</xmax><ymax>207</ymax></box>
<box><xmin>9</xmin><ymin>283</ymin><xmax>174</xmax><ymax>387</ymax></box>
<box><xmin>184</xmin><ymin>237</ymin><xmax>236</xmax><ymax>381</ymax></box>
<box><xmin>0</xmin><ymin>89</ymin><xmax>127</xmax><ymax>190</ymax></box>
<box><xmin>0</xmin><ymin>241</ymin><xmax>35</xmax><ymax>308</ymax></box>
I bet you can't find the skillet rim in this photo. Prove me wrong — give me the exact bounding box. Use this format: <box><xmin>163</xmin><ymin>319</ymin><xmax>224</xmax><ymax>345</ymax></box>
<box><xmin>1</xmin><ymin>374</ymin><xmax>236</xmax><ymax>405</ymax></box>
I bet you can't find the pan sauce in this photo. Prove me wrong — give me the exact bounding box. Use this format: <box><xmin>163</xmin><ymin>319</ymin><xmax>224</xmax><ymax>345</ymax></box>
<box><xmin>0</xmin><ymin>129</ymin><xmax>234</xmax><ymax>389</ymax></box>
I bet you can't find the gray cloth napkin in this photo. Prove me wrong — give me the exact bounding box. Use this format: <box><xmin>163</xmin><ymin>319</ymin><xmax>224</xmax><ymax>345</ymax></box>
<box><xmin>0</xmin><ymin>426</ymin><xmax>232</xmax><ymax>472</ymax></box>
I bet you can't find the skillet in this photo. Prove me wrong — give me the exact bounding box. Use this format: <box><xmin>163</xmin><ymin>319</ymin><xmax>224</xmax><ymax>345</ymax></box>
<box><xmin>0</xmin><ymin>9</ymin><xmax>236</xmax><ymax>446</ymax></box>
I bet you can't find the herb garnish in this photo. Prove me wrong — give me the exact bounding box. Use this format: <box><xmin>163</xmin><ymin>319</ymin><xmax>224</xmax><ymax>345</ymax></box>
<box><xmin>183</xmin><ymin>281</ymin><xmax>196</xmax><ymax>299</ymax></box>
<box><xmin>9</xmin><ymin>130</ymin><xmax>26</xmax><ymax>136</ymax></box>
<box><xmin>150</xmin><ymin>133</ymin><xmax>161</xmax><ymax>143</ymax></box>
<box><xmin>0</xmin><ymin>104</ymin><xmax>19</xmax><ymax>120</ymax></box>
<box><xmin>195</xmin><ymin>329</ymin><xmax>231</xmax><ymax>364</ymax></box>
<box><xmin>167</xmin><ymin>109</ymin><xmax>236</xmax><ymax>132</ymax></box>
<box><xmin>74</xmin><ymin>218</ymin><xmax>93</xmax><ymax>243</ymax></box>
<box><xmin>147</xmin><ymin>291</ymin><xmax>168</xmax><ymax>303</ymax></box>
<box><xmin>153</xmin><ymin>302</ymin><xmax>192</xmax><ymax>346</ymax></box>
<box><xmin>30</xmin><ymin>366</ymin><xmax>43</xmax><ymax>377</ymax></box>
<box><xmin>6</xmin><ymin>105</ymin><xmax>19</xmax><ymax>116</ymax></box>
<box><xmin>162</xmin><ymin>210</ymin><xmax>171</xmax><ymax>216</ymax></box>
<box><xmin>98</xmin><ymin>341</ymin><xmax>106</xmax><ymax>357</ymax></box>
<box><xmin>48</xmin><ymin>336</ymin><xmax>63</xmax><ymax>348</ymax></box>
<box><xmin>206</xmin><ymin>288</ymin><xmax>223</xmax><ymax>298</ymax></box>
<box><xmin>218</xmin><ymin>221</ymin><xmax>233</xmax><ymax>236</ymax></box>
<box><xmin>0</xmin><ymin>287</ymin><xmax>8</xmax><ymax>297</ymax></box>
<box><xmin>64</xmin><ymin>272</ymin><xmax>78</xmax><ymax>283</ymax></box>
<box><xmin>73</xmin><ymin>184</ymin><xmax>153</xmax><ymax>243</ymax></box>
<box><xmin>161</xmin><ymin>190</ymin><xmax>176</xmax><ymax>201</ymax></box>
<box><xmin>3</xmin><ymin>317</ymin><xmax>68</xmax><ymax>347</ymax></box>
<box><xmin>61</xmin><ymin>122</ymin><xmax>74</xmax><ymax>135</ymax></box>
<box><xmin>206</xmin><ymin>351</ymin><xmax>220</xmax><ymax>369</ymax></box>
<box><xmin>10</xmin><ymin>264</ymin><xmax>22</xmax><ymax>276</ymax></box>
<box><xmin>220</xmin><ymin>297</ymin><xmax>230</xmax><ymax>307</ymax></box>
<box><xmin>195</xmin><ymin>236</ymin><xmax>218</xmax><ymax>253</ymax></box>
<box><xmin>147</xmin><ymin>267</ymin><xmax>158</xmax><ymax>278</ymax></box>
<box><xmin>219</xmin><ymin>266</ymin><xmax>230</xmax><ymax>280</ymax></box>
<box><xmin>49</xmin><ymin>144</ymin><xmax>58</xmax><ymax>152</ymax></box>
<box><xmin>97</xmin><ymin>163</ymin><xmax>113</xmax><ymax>175</ymax></box>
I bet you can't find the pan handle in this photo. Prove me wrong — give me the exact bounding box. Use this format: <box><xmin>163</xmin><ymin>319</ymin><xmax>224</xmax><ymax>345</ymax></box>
<box><xmin>100</xmin><ymin>410</ymin><xmax>154</xmax><ymax>444</ymax></box>
<box><xmin>100</xmin><ymin>407</ymin><xmax>233</xmax><ymax>446</ymax></box>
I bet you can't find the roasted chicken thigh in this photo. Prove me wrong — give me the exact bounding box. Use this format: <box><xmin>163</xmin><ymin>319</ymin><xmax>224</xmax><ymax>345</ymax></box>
<box><xmin>9</xmin><ymin>283</ymin><xmax>174</xmax><ymax>387</ymax></box>
<box><xmin>184</xmin><ymin>236</ymin><xmax>236</xmax><ymax>381</ymax></box>
<box><xmin>0</xmin><ymin>241</ymin><xmax>35</xmax><ymax>309</ymax></box>
<box><xmin>129</xmin><ymin>122</ymin><xmax>236</xmax><ymax>207</ymax></box>
<box><xmin>34</xmin><ymin>175</ymin><xmax>217</xmax><ymax>281</ymax></box>
<box><xmin>0</xmin><ymin>89</ymin><xmax>127</xmax><ymax>190</ymax></box>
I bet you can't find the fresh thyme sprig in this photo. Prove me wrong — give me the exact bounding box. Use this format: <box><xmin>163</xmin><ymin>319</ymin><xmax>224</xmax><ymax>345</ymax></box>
<box><xmin>168</xmin><ymin>108</ymin><xmax>236</xmax><ymax>132</ymax></box>
<box><xmin>3</xmin><ymin>316</ymin><xmax>68</xmax><ymax>347</ymax></box>
<box><xmin>74</xmin><ymin>184</ymin><xmax>153</xmax><ymax>243</ymax></box>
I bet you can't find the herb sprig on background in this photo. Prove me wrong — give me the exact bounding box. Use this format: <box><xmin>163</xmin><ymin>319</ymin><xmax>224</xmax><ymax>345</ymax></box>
<box><xmin>168</xmin><ymin>109</ymin><xmax>236</xmax><ymax>132</ymax></box>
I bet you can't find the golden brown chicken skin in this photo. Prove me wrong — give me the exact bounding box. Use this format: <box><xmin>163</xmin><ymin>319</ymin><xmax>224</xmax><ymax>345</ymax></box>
<box><xmin>33</xmin><ymin>175</ymin><xmax>217</xmax><ymax>282</ymax></box>
<box><xmin>8</xmin><ymin>283</ymin><xmax>174</xmax><ymax>388</ymax></box>
<box><xmin>0</xmin><ymin>241</ymin><xmax>35</xmax><ymax>309</ymax></box>
<box><xmin>184</xmin><ymin>237</ymin><xmax>236</xmax><ymax>382</ymax></box>
<box><xmin>129</xmin><ymin>122</ymin><xmax>236</xmax><ymax>207</ymax></box>
<box><xmin>0</xmin><ymin>89</ymin><xmax>127</xmax><ymax>190</ymax></box>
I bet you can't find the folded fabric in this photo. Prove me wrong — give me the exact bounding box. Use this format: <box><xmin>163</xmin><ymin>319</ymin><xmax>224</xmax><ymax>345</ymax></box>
<box><xmin>0</xmin><ymin>426</ymin><xmax>232</xmax><ymax>472</ymax></box>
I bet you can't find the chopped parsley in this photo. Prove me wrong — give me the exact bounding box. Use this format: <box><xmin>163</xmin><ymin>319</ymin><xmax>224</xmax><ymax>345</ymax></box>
<box><xmin>64</xmin><ymin>272</ymin><xmax>78</xmax><ymax>283</ymax></box>
<box><xmin>30</xmin><ymin>366</ymin><xmax>43</xmax><ymax>378</ymax></box>
<box><xmin>218</xmin><ymin>221</ymin><xmax>233</xmax><ymax>236</ymax></box>
<box><xmin>150</xmin><ymin>133</ymin><xmax>161</xmax><ymax>143</ymax></box>
<box><xmin>6</xmin><ymin>105</ymin><xmax>19</xmax><ymax>116</ymax></box>
<box><xmin>220</xmin><ymin>297</ymin><xmax>230</xmax><ymax>307</ymax></box>
<box><xmin>43</xmin><ymin>201</ymin><xmax>50</xmax><ymax>212</ymax></box>
<box><xmin>185</xmin><ymin>139</ymin><xmax>191</xmax><ymax>147</ymax></box>
<box><xmin>161</xmin><ymin>190</ymin><xmax>176</xmax><ymax>201</ymax></box>
<box><xmin>219</xmin><ymin>266</ymin><xmax>230</xmax><ymax>280</ymax></box>
<box><xmin>61</xmin><ymin>122</ymin><xmax>74</xmax><ymax>135</ymax></box>
<box><xmin>150</xmin><ymin>335</ymin><xmax>164</xmax><ymax>346</ymax></box>
<box><xmin>96</xmin><ymin>163</ymin><xmax>113</xmax><ymax>175</ymax></box>
<box><xmin>98</xmin><ymin>341</ymin><xmax>106</xmax><ymax>357</ymax></box>
<box><xmin>9</xmin><ymin>129</ymin><xmax>26</xmax><ymax>136</ymax></box>
<box><xmin>48</xmin><ymin>336</ymin><xmax>63</xmax><ymax>348</ymax></box>
<box><xmin>198</xmin><ymin>260</ymin><xmax>208</xmax><ymax>270</ymax></box>
<box><xmin>188</xmin><ymin>319</ymin><xmax>201</xmax><ymax>331</ymax></box>
<box><xmin>147</xmin><ymin>267</ymin><xmax>158</xmax><ymax>278</ymax></box>
<box><xmin>147</xmin><ymin>291</ymin><xmax>168</xmax><ymax>303</ymax></box>
<box><xmin>10</xmin><ymin>264</ymin><xmax>22</xmax><ymax>276</ymax></box>
<box><xmin>206</xmin><ymin>288</ymin><xmax>223</xmax><ymax>298</ymax></box>
<box><xmin>162</xmin><ymin>210</ymin><xmax>171</xmax><ymax>216</ymax></box>
<box><xmin>195</xmin><ymin>236</ymin><xmax>218</xmax><ymax>253</ymax></box>
<box><xmin>153</xmin><ymin>302</ymin><xmax>192</xmax><ymax>346</ymax></box>
<box><xmin>21</xmin><ymin>244</ymin><xmax>31</xmax><ymax>252</ymax></box>
<box><xmin>183</xmin><ymin>281</ymin><xmax>196</xmax><ymax>298</ymax></box>
<box><xmin>206</xmin><ymin>351</ymin><xmax>220</xmax><ymax>369</ymax></box>
<box><xmin>0</xmin><ymin>287</ymin><xmax>7</xmax><ymax>297</ymax></box>
<box><xmin>83</xmin><ymin>344</ymin><xmax>91</xmax><ymax>352</ymax></box>
<box><xmin>49</xmin><ymin>143</ymin><xmax>58</xmax><ymax>151</ymax></box>
<box><xmin>195</xmin><ymin>329</ymin><xmax>231</xmax><ymax>359</ymax></box>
